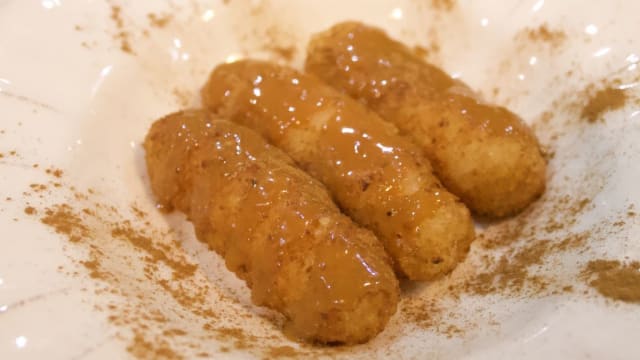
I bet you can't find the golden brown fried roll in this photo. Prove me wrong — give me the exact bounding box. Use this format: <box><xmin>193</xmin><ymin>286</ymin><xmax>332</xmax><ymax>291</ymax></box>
<box><xmin>144</xmin><ymin>110</ymin><xmax>399</xmax><ymax>344</ymax></box>
<box><xmin>201</xmin><ymin>61</ymin><xmax>474</xmax><ymax>281</ymax></box>
<box><xmin>305</xmin><ymin>21</ymin><xmax>547</xmax><ymax>218</ymax></box>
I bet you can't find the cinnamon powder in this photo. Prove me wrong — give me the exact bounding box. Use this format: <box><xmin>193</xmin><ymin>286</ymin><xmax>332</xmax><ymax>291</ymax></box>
<box><xmin>582</xmin><ymin>260</ymin><xmax>640</xmax><ymax>303</ymax></box>
<box><xmin>581</xmin><ymin>87</ymin><xmax>628</xmax><ymax>123</ymax></box>
<box><xmin>522</xmin><ymin>24</ymin><xmax>567</xmax><ymax>48</ymax></box>
<box><xmin>109</xmin><ymin>4</ymin><xmax>134</xmax><ymax>54</ymax></box>
<box><xmin>22</xmin><ymin>166</ymin><xmax>309</xmax><ymax>359</ymax></box>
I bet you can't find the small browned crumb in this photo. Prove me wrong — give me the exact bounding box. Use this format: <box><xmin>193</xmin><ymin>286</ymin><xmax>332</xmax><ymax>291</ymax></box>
<box><xmin>148</xmin><ymin>13</ymin><xmax>172</xmax><ymax>28</ymax></box>
<box><xmin>24</xmin><ymin>206</ymin><xmax>36</xmax><ymax>215</ymax></box>
<box><xmin>74</xmin><ymin>25</ymin><xmax>83</xmax><ymax>31</ymax></box>
<box><xmin>581</xmin><ymin>87</ymin><xmax>628</xmax><ymax>123</ymax></box>
<box><xmin>582</xmin><ymin>260</ymin><xmax>640</xmax><ymax>303</ymax></box>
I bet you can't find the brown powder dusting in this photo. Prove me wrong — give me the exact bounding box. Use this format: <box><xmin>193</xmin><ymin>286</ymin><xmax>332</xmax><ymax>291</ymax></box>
<box><xmin>22</xmin><ymin>166</ymin><xmax>324</xmax><ymax>359</ymax></box>
<box><xmin>81</xmin><ymin>259</ymin><xmax>102</xmax><ymax>279</ymax></box>
<box><xmin>522</xmin><ymin>24</ymin><xmax>567</xmax><ymax>48</ymax></box>
<box><xmin>127</xmin><ymin>331</ymin><xmax>184</xmax><ymax>360</ymax></box>
<box><xmin>580</xmin><ymin>87</ymin><xmax>628</xmax><ymax>123</ymax></box>
<box><xmin>430</xmin><ymin>0</ymin><xmax>456</xmax><ymax>11</ymax></box>
<box><xmin>582</xmin><ymin>260</ymin><xmax>640</xmax><ymax>303</ymax></box>
<box><xmin>110</xmin><ymin>222</ymin><xmax>198</xmax><ymax>280</ymax></box>
<box><xmin>30</xmin><ymin>183</ymin><xmax>48</xmax><ymax>192</ymax></box>
<box><xmin>400</xmin><ymin>297</ymin><xmax>439</xmax><ymax>329</ymax></box>
<box><xmin>463</xmin><ymin>240</ymin><xmax>551</xmax><ymax>296</ymax></box>
<box><xmin>265</xmin><ymin>345</ymin><xmax>299</xmax><ymax>358</ymax></box>
<box><xmin>110</xmin><ymin>4</ymin><xmax>134</xmax><ymax>54</ymax></box>
<box><xmin>147</xmin><ymin>13</ymin><xmax>172</xmax><ymax>28</ymax></box>
<box><xmin>40</xmin><ymin>204</ymin><xmax>91</xmax><ymax>243</ymax></box>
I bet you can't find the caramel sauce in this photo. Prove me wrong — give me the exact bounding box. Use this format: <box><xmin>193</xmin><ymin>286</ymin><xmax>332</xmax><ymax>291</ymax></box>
<box><xmin>144</xmin><ymin>110</ymin><xmax>398</xmax><ymax>343</ymax></box>
<box><xmin>305</xmin><ymin>22</ymin><xmax>530</xmax><ymax>139</ymax></box>
<box><xmin>202</xmin><ymin>61</ymin><xmax>473</xmax><ymax>279</ymax></box>
<box><xmin>305</xmin><ymin>22</ymin><xmax>546</xmax><ymax>217</ymax></box>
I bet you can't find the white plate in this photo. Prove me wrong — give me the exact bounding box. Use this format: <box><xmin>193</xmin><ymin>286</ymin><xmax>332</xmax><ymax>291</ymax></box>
<box><xmin>1</xmin><ymin>0</ymin><xmax>640</xmax><ymax>359</ymax></box>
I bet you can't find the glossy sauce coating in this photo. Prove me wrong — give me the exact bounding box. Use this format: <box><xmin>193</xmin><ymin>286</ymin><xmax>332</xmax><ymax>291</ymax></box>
<box><xmin>305</xmin><ymin>22</ymin><xmax>547</xmax><ymax>217</ymax></box>
<box><xmin>144</xmin><ymin>110</ymin><xmax>399</xmax><ymax>344</ymax></box>
<box><xmin>202</xmin><ymin>61</ymin><xmax>475</xmax><ymax>280</ymax></box>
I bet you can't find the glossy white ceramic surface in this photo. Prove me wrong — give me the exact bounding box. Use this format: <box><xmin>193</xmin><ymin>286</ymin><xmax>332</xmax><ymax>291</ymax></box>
<box><xmin>1</xmin><ymin>0</ymin><xmax>639</xmax><ymax>359</ymax></box>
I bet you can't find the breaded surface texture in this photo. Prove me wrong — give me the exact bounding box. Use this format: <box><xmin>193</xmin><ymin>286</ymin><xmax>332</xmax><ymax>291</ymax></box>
<box><xmin>305</xmin><ymin>22</ymin><xmax>547</xmax><ymax>217</ymax></box>
<box><xmin>202</xmin><ymin>61</ymin><xmax>475</xmax><ymax>280</ymax></box>
<box><xmin>144</xmin><ymin>110</ymin><xmax>399</xmax><ymax>344</ymax></box>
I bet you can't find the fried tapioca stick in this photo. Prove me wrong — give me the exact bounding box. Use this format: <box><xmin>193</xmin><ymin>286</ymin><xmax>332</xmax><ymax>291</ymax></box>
<box><xmin>305</xmin><ymin>21</ymin><xmax>547</xmax><ymax>218</ymax></box>
<box><xmin>144</xmin><ymin>110</ymin><xmax>399</xmax><ymax>344</ymax></box>
<box><xmin>201</xmin><ymin>61</ymin><xmax>474</xmax><ymax>281</ymax></box>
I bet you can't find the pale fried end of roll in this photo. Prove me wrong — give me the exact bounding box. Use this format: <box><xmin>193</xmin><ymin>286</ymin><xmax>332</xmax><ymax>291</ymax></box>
<box><xmin>201</xmin><ymin>61</ymin><xmax>475</xmax><ymax>281</ymax></box>
<box><xmin>144</xmin><ymin>110</ymin><xmax>399</xmax><ymax>344</ymax></box>
<box><xmin>305</xmin><ymin>21</ymin><xmax>547</xmax><ymax>218</ymax></box>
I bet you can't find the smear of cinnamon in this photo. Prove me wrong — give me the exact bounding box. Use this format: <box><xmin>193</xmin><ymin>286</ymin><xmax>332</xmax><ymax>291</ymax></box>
<box><xmin>582</xmin><ymin>260</ymin><xmax>640</xmax><ymax>303</ymax></box>
<box><xmin>581</xmin><ymin>87</ymin><xmax>628</xmax><ymax>123</ymax></box>
<box><xmin>522</xmin><ymin>24</ymin><xmax>567</xmax><ymax>48</ymax></box>
<box><xmin>109</xmin><ymin>4</ymin><xmax>134</xmax><ymax>54</ymax></box>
